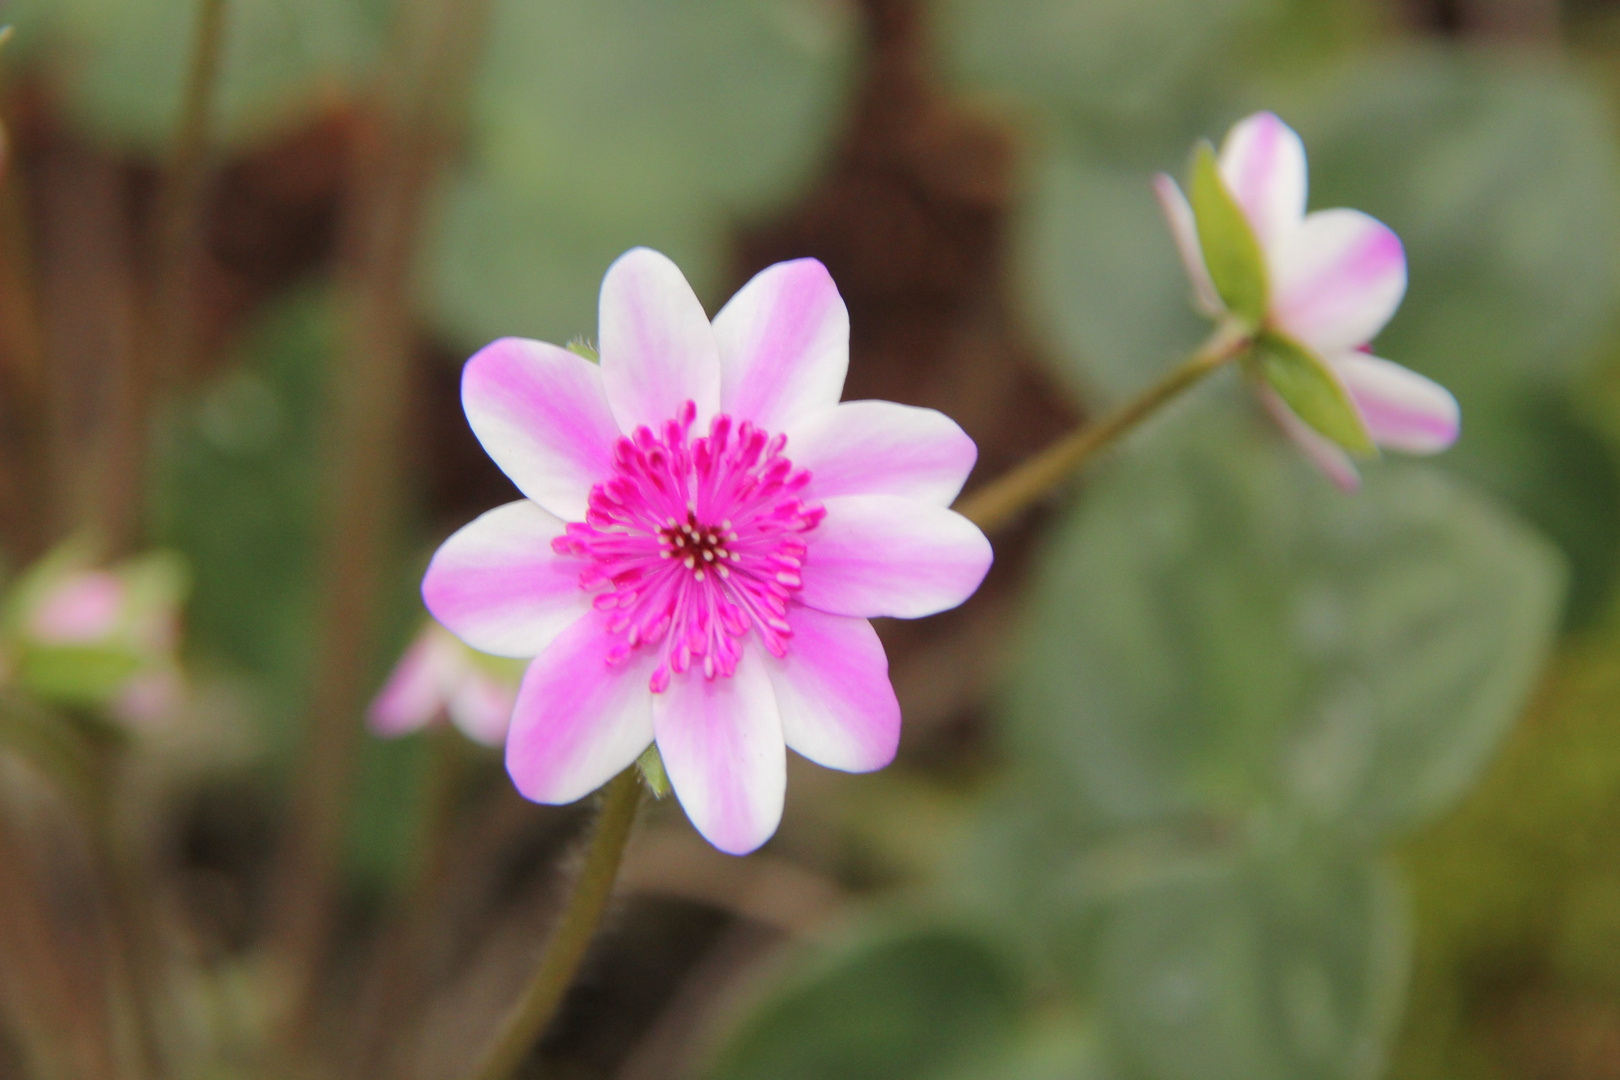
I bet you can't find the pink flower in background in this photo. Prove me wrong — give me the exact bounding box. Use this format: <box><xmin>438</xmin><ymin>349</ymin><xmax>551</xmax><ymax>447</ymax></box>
<box><xmin>1</xmin><ymin>547</ymin><xmax>190</xmax><ymax>725</ymax></box>
<box><xmin>30</xmin><ymin>571</ymin><xmax>125</xmax><ymax>644</ymax></box>
<box><xmin>1154</xmin><ymin>111</ymin><xmax>1459</xmax><ymax>490</ymax></box>
<box><xmin>368</xmin><ymin>623</ymin><xmax>519</xmax><ymax>747</ymax></box>
<box><xmin>423</xmin><ymin>248</ymin><xmax>991</xmax><ymax>854</ymax></box>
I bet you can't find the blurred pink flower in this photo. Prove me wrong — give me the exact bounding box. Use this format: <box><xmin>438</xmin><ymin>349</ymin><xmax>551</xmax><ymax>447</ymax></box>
<box><xmin>1155</xmin><ymin>111</ymin><xmax>1459</xmax><ymax>490</ymax></box>
<box><xmin>368</xmin><ymin>622</ymin><xmax>518</xmax><ymax>747</ymax></box>
<box><xmin>2</xmin><ymin>546</ymin><xmax>190</xmax><ymax>725</ymax></box>
<box><xmin>30</xmin><ymin>571</ymin><xmax>125</xmax><ymax>644</ymax></box>
<box><xmin>423</xmin><ymin>248</ymin><xmax>991</xmax><ymax>854</ymax></box>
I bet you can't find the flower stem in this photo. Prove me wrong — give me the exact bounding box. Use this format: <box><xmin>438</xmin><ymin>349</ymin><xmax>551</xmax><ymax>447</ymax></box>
<box><xmin>463</xmin><ymin>769</ymin><xmax>643</xmax><ymax>1080</ymax></box>
<box><xmin>151</xmin><ymin>0</ymin><xmax>228</xmax><ymax>390</ymax></box>
<box><xmin>957</xmin><ymin>320</ymin><xmax>1253</xmax><ymax>532</ymax></box>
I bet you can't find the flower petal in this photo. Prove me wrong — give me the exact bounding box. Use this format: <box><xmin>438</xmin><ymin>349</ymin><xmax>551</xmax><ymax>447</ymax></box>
<box><xmin>367</xmin><ymin>629</ymin><xmax>451</xmax><ymax>737</ymax></box>
<box><xmin>714</xmin><ymin>258</ymin><xmax>849</xmax><ymax>433</ymax></box>
<box><xmin>798</xmin><ymin>495</ymin><xmax>994</xmax><ymax>619</ymax></box>
<box><xmin>1258</xmin><ymin>385</ymin><xmax>1362</xmax><ymax>492</ymax></box>
<box><xmin>447</xmin><ymin>673</ymin><xmax>516</xmax><ymax>747</ymax></box>
<box><xmin>1217</xmin><ymin>111</ymin><xmax>1307</xmax><ymax>248</ymax></box>
<box><xmin>462</xmin><ymin>337</ymin><xmax>621</xmax><ymax>522</ymax></box>
<box><xmin>1152</xmin><ymin>173</ymin><xmax>1223</xmax><ymax>316</ymax></box>
<box><xmin>505</xmin><ymin>612</ymin><xmax>656</xmax><ymax>805</ymax></box>
<box><xmin>598</xmin><ymin>247</ymin><xmax>721</xmax><ymax>433</ymax></box>
<box><xmin>1331</xmin><ymin>352</ymin><xmax>1459</xmax><ymax>454</ymax></box>
<box><xmin>1270</xmin><ymin>209</ymin><xmax>1406</xmax><ymax>354</ymax></box>
<box><xmin>422</xmin><ymin>501</ymin><xmax>592</xmax><ymax>658</ymax></box>
<box><xmin>653</xmin><ymin>657</ymin><xmax>784</xmax><ymax>855</ymax></box>
<box><xmin>764</xmin><ymin>607</ymin><xmax>899</xmax><ymax>773</ymax></box>
<box><xmin>787</xmin><ymin>400</ymin><xmax>978</xmax><ymax>506</ymax></box>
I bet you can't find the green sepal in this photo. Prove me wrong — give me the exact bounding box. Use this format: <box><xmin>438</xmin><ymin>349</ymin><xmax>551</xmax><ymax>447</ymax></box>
<box><xmin>637</xmin><ymin>743</ymin><xmax>671</xmax><ymax>798</ymax></box>
<box><xmin>1252</xmin><ymin>331</ymin><xmax>1376</xmax><ymax>456</ymax></box>
<box><xmin>13</xmin><ymin>644</ymin><xmax>144</xmax><ymax>708</ymax></box>
<box><xmin>566</xmin><ymin>336</ymin><xmax>600</xmax><ymax>363</ymax></box>
<box><xmin>1189</xmin><ymin>141</ymin><xmax>1268</xmax><ymax>324</ymax></box>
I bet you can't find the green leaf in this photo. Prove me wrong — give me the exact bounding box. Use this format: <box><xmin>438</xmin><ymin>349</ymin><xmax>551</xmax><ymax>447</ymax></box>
<box><xmin>1189</xmin><ymin>142</ymin><xmax>1267</xmax><ymax>324</ymax></box>
<box><xmin>1252</xmin><ymin>332</ymin><xmax>1374</xmax><ymax>456</ymax></box>
<box><xmin>1095</xmin><ymin>847</ymin><xmax>1410</xmax><ymax>1080</ymax></box>
<box><xmin>1006</xmin><ymin>412</ymin><xmax>1566</xmax><ymax>842</ymax></box>
<box><xmin>702</xmin><ymin>923</ymin><xmax>1022</xmax><ymax>1080</ymax></box>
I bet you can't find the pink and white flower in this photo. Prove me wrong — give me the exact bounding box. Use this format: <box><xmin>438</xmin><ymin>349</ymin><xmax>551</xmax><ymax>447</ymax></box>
<box><xmin>368</xmin><ymin>622</ymin><xmax>520</xmax><ymax>747</ymax></box>
<box><xmin>1154</xmin><ymin>111</ymin><xmax>1460</xmax><ymax>490</ymax></box>
<box><xmin>423</xmin><ymin>248</ymin><xmax>992</xmax><ymax>854</ymax></box>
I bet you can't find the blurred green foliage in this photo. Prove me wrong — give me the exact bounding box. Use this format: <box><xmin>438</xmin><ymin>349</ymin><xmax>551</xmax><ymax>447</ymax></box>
<box><xmin>151</xmin><ymin>287</ymin><xmax>330</xmax><ymax>734</ymax></box>
<box><xmin>706</xmin><ymin>922</ymin><xmax>1023</xmax><ymax>1080</ymax></box>
<box><xmin>425</xmin><ymin>0</ymin><xmax>854</xmax><ymax>349</ymax></box>
<box><xmin>697</xmin><ymin>4</ymin><xmax>1611</xmax><ymax>1080</ymax></box>
<box><xmin>702</xmin><ymin>415</ymin><xmax>1564</xmax><ymax>1080</ymax></box>
<box><xmin>8</xmin><ymin>0</ymin><xmax>853</xmax><ymax>350</ymax></box>
<box><xmin>7</xmin><ymin>0</ymin><xmax>382</xmax><ymax>147</ymax></box>
<box><xmin>150</xmin><ymin>287</ymin><xmax>432</xmax><ymax>890</ymax></box>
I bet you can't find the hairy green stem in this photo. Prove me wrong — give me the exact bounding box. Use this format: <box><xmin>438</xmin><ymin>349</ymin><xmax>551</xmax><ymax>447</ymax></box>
<box><xmin>957</xmin><ymin>320</ymin><xmax>1253</xmax><ymax>532</ymax></box>
<box><xmin>464</xmin><ymin>769</ymin><xmax>643</xmax><ymax>1080</ymax></box>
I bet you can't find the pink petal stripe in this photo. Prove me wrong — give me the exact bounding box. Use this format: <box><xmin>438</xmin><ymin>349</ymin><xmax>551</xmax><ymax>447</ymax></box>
<box><xmin>447</xmin><ymin>673</ymin><xmax>516</xmax><ymax>747</ymax></box>
<box><xmin>1270</xmin><ymin>209</ymin><xmax>1407</xmax><ymax>354</ymax></box>
<box><xmin>1218</xmin><ymin>111</ymin><xmax>1308</xmax><ymax>248</ymax></box>
<box><xmin>714</xmin><ymin>258</ymin><xmax>849</xmax><ymax>433</ymax></box>
<box><xmin>1152</xmin><ymin>173</ymin><xmax>1223</xmax><ymax>317</ymax></box>
<box><xmin>787</xmin><ymin>400</ymin><xmax>978</xmax><ymax>507</ymax></box>
<box><xmin>1258</xmin><ymin>385</ymin><xmax>1362</xmax><ymax>492</ymax></box>
<box><xmin>764</xmin><ymin>607</ymin><xmax>899</xmax><ymax>773</ymax></box>
<box><xmin>462</xmin><ymin>338</ymin><xmax>621</xmax><ymax>523</ymax></box>
<box><xmin>367</xmin><ymin>629</ymin><xmax>452</xmax><ymax>737</ymax></box>
<box><xmin>653</xmin><ymin>656</ymin><xmax>784</xmax><ymax>855</ymax></box>
<box><xmin>505</xmin><ymin>612</ymin><xmax>657</xmax><ymax>805</ymax></box>
<box><xmin>422</xmin><ymin>501</ymin><xmax>593</xmax><ymax>658</ymax></box>
<box><xmin>1332</xmin><ymin>352</ymin><xmax>1459</xmax><ymax>454</ymax></box>
<box><xmin>599</xmin><ymin>247</ymin><xmax>722</xmax><ymax>433</ymax></box>
<box><xmin>797</xmin><ymin>495</ymin><xmax>994</xmax><ymax>619</ymax></box>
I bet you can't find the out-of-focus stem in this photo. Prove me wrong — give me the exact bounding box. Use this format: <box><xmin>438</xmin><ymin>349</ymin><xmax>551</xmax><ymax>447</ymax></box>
<box><xmin>956</xmin><ymin>320</ymin><xmax>1253</xmax><ymax>532</ymax></box>
<box><xmin>99</xmin><ymin>0</ymin><xmax>229</xmax><ymax>553</ymax></box>
<box><xmin>152</xmin><ymin>0</ymin><xmax>228</xmax><ymax>389</ymax></box>
<box><xmin>356</xmin><ymin>726</ymin><xmax>466</xmax><ymax>1079</ymax></box>
<box><xmin>0</xmin><ymin>130</ymin><xmax>53</xmax><ymax>563</ymax></box>
<box><xmin>267</xmin><ymin>0</ymin><xmax>496</xmax><ymax>1049</ymax></box>
<box><xmin>463</xmin><ymin>769</ymin><xmax>643</xmax><ymax>1080</ymax></box>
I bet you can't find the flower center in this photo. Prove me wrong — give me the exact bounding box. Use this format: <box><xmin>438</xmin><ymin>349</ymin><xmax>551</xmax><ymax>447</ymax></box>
<box><xmin>551</xmin><ymin>401</ymin><xmax>825</xmax><ymax>692</ymax></box>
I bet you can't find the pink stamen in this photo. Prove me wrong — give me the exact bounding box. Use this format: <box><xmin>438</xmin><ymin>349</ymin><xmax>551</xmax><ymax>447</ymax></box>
<box><xmin>551</xmin><ymin>401</ymin><xmax>824</xmax><ymax>692</ymax></box>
